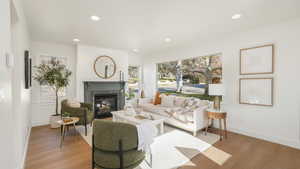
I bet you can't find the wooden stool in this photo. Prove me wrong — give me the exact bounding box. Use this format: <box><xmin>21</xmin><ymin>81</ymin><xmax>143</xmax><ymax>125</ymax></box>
<box><xmin>57</xmin><ymin>117</ymin><xmax>80</xmax><ymax>148</ymax></box>
<box><xmin>205</xmin><ymin>109</ymin><xmax>227</xmax><ymax>140</ymax></box>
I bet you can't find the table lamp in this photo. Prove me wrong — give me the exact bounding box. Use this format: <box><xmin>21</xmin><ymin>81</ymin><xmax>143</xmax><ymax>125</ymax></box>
<box><xmin>209</xmin><ymin>84</ymin><xmax>225</xmax><ymax>111</ymax></box>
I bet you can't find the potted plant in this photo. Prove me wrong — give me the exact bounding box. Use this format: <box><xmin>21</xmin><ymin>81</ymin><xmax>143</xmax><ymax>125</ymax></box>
<box><xmin>34</xmin><ymin>58</ymin><xmax>72</xmax><ymax>128</ymax></box>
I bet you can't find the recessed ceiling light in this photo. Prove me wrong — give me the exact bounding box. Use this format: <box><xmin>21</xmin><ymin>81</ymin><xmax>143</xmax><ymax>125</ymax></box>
<box><xmin>90</xmin><ymin>15</ymin><xmax>101</xmax><ymax>21</ymax></box>
<box><xmin>164</xmin><ymin>37</ymin><xmax>172</xmax><ymax>43</ymax></box>
<box><xmin>132</xmin><ymin>49</ymin><xmax>139</xmax><ymax>53</ymax></box>
<box><xmin>73</xmin><ymin>38</ymin><xmax>80</xmax><ymax>42</ymax></box>
<box><xmin>232</xmin><ymin>14</ymin><xmax>242</xmax><ymax>20</ymax></box>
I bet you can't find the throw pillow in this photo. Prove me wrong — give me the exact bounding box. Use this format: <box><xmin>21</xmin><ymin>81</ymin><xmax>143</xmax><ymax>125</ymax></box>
<box><xmin>174</xmin><ymin>96</ymin><xmax>186</xmax><ymax>107</ymax></box>
<box><xmin>67</xmin><ymin>99</ymin><xmax>81</xmax><ymax>108</ymax></box>
<box><xmin>183</xmin><ymin>98</ymin><xmax>200</xmax><ymax>110</ymax></box>
<box><xmin>198</xmin><ymin>100</ymin><xmax>209</xmax><ymax>107</ymax></box>
<box><xmin>161</xmin><ymin>95</ymin><xmax>175</xmax><ymax>107</ymax></box>
<box><xmin>153</xmin><ymin>91</ymin><xmax>161</xmax><ymax>105</ymax></box>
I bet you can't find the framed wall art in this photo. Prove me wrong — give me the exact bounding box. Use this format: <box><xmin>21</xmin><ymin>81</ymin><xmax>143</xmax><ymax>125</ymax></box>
<box><xmin>239</xmin><ymin>78</ymin><xmax>273</xmax><ymax>106</ymax></box>
<box><xmin>29</xmin><ymin>58</ymin><xmax>32</xmax><ymax>87</ymax></box>
<box><xmin>24</xmin><ymin>50</ymin><xmax>30</xmax><ymax>89</ymax></box>
<box><xmin>240</xmin><ymin>44</ymin><xmax>274</xmax><ymax>75</ymax></box>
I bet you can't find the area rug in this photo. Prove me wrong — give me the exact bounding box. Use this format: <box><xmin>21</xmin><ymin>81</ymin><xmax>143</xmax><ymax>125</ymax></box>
<box><xmin>76</xmin><ymin>125</ymin><xmax>231</xmax><ymax>169</ymax></box>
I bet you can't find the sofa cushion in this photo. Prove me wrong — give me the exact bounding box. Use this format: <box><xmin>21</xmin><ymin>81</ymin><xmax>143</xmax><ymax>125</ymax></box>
<box><xmin>183</xmin><ymin>98</ymin><xmax>208</xmax><ymax>109</ymax></box>
<box><xmin>139</xmin><ymin>103</ymin><xmax>169</xmax><ymax>117</ymax></box>
<box><xmin>173</xmin><ymin>111</ymin><xmax>194</xmax><ymax>123</ymax></box>
<box><xmin>174</xmin><ymin>96</ymin><xmax>186</xmax><ymax>107</ymax></box>
<box><xmin>165</xmin><ymin>107</ymin><xmax>194</xmax><ymax>123</ymax></box>
<box><xmin>161</xmin><ymin>94</ymin><xmax>175</xmax><ymax>107</ymax></box>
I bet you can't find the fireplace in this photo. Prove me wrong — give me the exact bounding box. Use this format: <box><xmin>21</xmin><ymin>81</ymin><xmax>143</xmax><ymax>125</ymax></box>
<box><xmin>84</xmin><ymin>81</ymin><xmax>125</xmax><ymax>119</ymax></box>
<box><xmin>94</xmin><ymin>94</ymin><xmax>118</xmax><ymax>118</ymax></box>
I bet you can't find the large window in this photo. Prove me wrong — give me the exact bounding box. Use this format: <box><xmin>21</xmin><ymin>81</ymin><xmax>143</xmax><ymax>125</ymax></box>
<box><xmin>157</xmin><ymin>61</ymin><xmax>177</xmax><ymax>93</ymax></box>
<box><xmin>128</xmin><ymin>66</ymin><xmax>140</xmax><ymax>98</ymax></box>
<box><xmin>157</xmin><ymin>54</ymin><xmax>222</xmax><ymax>99</ymax></box>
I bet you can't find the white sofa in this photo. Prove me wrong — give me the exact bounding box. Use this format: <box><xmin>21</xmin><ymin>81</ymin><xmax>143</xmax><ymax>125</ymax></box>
<box><xmin>138</xmin><ymin>95</ymin><xmax>210</xmax><ymax>136</ymax></box>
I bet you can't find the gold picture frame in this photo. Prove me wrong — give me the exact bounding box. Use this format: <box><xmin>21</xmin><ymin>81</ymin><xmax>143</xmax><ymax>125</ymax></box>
<box><xmin>239</xmin><ymin>78</ymin><xmax>274</xmax><ymax>106</ymax></box>
<box><xmin>93</xmin><ymin>55</ymin><xmax>116</xmax><ymax>79</ymax></box>
<box><xmin>240</xmin><ymin>44</ymin><xmax>274</xmax><ymax>75</ymax></box>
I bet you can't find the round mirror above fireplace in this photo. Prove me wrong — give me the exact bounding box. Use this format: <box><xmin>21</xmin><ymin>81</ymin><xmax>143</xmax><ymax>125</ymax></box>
<box><xmin>93</xmin><ymin>56</ymin><xmax>116</xmax><ymax>79</ymax></box>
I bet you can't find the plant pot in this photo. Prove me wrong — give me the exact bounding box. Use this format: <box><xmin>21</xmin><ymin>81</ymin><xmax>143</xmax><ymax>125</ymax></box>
<box><xmin>50</xmin><ymin>115</ymin><xmax>61</xmax><ymax>128</ymax></box>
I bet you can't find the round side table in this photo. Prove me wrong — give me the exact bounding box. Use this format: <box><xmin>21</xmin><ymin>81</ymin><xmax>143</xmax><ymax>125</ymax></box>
<box><xmin>205</xmin><ymin>109</ymin><xmax>227</xmax><ymax>140</ymax></box>
<box><xmin>57</xmin><ymin>117</ymin><xmax>79</xmax><ymax>148</ymax></box>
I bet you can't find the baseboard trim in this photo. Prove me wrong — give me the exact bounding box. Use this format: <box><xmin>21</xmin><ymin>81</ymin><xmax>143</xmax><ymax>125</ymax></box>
<box><xmin>229</xmin><ymin>127</ymin><xmax>300</xmax><ymax>150</ymax></box>
<box><xmin>20</xmin><ymin>125</ymin><xmax>32</xmax><ymax>169</ymax></box>
<box><xmin>32</xmin><ymin>121</ymin><xmax>49</xmax><ymax>127</ymax></box>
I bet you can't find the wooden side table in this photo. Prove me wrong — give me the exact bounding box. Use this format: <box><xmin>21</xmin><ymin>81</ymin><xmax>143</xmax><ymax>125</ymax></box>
<box><xmin>205</xmin><ymin>109</ymin><xmax>227</xmax><ymax>140</ymax></box>
<box><xmin>57</xmin><ymin>117</ymin><xmax>80</xmax><ymax>148</ymax></box>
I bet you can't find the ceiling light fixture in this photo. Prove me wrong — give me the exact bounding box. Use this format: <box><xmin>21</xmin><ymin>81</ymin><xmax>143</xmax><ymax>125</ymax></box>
<box><xmin>232</xmin><ymin>14</ymin><xmax>242</xmax><ymax>20</ymax></box>
<box><xmin>132</xmin><ymin>49</ymin><xmax>139</xmax><ymax>53</ymax></box>
<box><xmin>164</xmin><ymin>37</ymin><xmax>172</xmax><ymax>43</ymax></box>
<box><xmin>90</xmin><ymin>15</ymin><xmax>101</xmax><ymax>21</ymax></box>
<box><xmin>73</xmin><ymin>38</ymin><xmax>80</xmax><ymax>42</ymax></box>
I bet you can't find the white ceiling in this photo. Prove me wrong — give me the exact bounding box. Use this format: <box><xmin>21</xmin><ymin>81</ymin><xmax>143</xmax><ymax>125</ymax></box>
<box><xmin>23</xmin><ymin>0</ymin><xmax>300</xmax><ymax>54</ymax></box>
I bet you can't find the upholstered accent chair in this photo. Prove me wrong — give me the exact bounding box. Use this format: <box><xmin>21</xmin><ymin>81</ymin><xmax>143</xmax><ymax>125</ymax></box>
<box><xmin>92</xmin><ymin>120</ymin><xmax>145</xmax><ymax>169</ymax></box>
<box><xmin>61</xmin><ymin>99</ymin><xmax>93</xmax><ymax>136</ymax></box>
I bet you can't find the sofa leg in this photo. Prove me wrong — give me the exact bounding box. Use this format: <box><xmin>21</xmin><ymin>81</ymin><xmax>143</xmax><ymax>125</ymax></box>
<box><xmin>193</xmin><ymin>131</ymin><xmax>197</xmax><ymax>136</ymax></box>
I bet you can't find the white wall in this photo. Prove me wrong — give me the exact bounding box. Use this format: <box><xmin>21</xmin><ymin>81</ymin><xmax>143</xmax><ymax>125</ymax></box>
<box><xmin>128</xmin><ymin>52</ymin><xmax>143</xmax><ymax>66</ymax></box>
<box><xmin>143</xmin><ymin>18</ymin><xmax>300</xmax><ymax>149</ymax></box>
<box><xmin>10</xmin><ymin>0</ymin><xmax>32</xmax><ymax>168</ymax></box>
<box><xmin>0</xmin><ymin>1</ymin><xmax>14</xmax><ymax>168</ymax></box>
<box><xmin>76</xmin><ymin>45</ymin><xmax>129</xmax><ymax>101</ymax></box>
<box><xmin>0</xmin><ymin>0</ymin><xmax>31</xmax><ymax>168</ymax></box>
<box><xmin>30</xmin><ymin>41</ymin><xmax>76</xmax><ymax>126</ymax></box>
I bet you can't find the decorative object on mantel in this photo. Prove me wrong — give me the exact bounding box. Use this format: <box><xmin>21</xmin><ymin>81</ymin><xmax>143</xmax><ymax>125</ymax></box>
<box><xmin>94</xmin><ymin>55</ymin><xmax>116</xmax><ymax>79</ymax></box>
<box><xmin>140</xmin><ymin>83</ymin><xmax>145</xmax><ymax>98</ymax></box>
<box><xmin>209</xmin><ymin>84</ymin><xmax>225</xmax><ymax>110</ymax></box>
<box><xmin>34</xmin><ymin>58</ymin><xmax>72</xmax><ymax>128</ymax></box>
<box><xmin>239</xmin><ymin>78</ymin><xmax>273</xmax><ymax>106</ymax></box>
<box><xmin>119</xmin><ymin>70</ymin><xmax>125</xmax><ymax>81</ymax></box>
<box><xmin>240</xmin><ymin>44</ymin><xmax>274</xmax><ymax>75</ymax></box>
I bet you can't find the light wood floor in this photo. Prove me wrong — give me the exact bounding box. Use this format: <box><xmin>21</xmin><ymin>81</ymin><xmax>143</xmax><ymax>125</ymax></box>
<box><xmin>25</xmin><ymin>125</ymin><xmax>300</xmax><ymax>169</ymax></box>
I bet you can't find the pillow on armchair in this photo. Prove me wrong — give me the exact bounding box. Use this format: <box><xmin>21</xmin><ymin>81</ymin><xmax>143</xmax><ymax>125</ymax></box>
<box><xmin>66</xmin><ymin>99</ymin><xmax>81</xmax><ymax>108</ymax></box>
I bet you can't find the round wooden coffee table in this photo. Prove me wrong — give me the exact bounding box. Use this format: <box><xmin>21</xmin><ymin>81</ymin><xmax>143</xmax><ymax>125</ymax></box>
<box><xmin>57</xmin><ymin>117</ymin><xmax>80</xmax><ymax>148</ymax></box>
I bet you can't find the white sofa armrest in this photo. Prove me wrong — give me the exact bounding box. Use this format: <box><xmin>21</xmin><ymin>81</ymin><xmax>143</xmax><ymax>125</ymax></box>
<box><xmin>138</xmin><ymin>98</ymin><xmax>153</xmax><ymax>104</ymax></box>
<box><xmin>193</xmin><ymin>106</ymin><xmax>208</xmax><ymax>131</ymax></box>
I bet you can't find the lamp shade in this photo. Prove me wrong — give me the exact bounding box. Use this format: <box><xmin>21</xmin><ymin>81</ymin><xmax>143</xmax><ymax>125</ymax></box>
<box><xmin>209</xmin><ymin>84</ymin><xmax>225</xmax><ymax>96</ymax></box>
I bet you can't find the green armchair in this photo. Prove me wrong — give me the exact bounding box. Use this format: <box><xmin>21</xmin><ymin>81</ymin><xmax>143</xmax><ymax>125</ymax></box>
<box><xmin>92</xmin><ymin>120</ymin><xmax>145</xmax><ymax>169</ymax></box>
<box><xmin>61</xmin><ymin>99</ymin><xmax>93</xmax><ymax>136</ymax></box>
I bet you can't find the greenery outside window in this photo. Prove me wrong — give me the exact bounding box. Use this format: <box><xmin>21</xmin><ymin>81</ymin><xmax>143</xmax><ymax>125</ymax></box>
<box><xmin>157</xmin><ymin>54</ymin><xmax>222</xmax><ymax>100</ymax></box>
